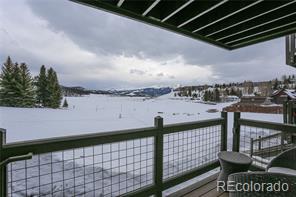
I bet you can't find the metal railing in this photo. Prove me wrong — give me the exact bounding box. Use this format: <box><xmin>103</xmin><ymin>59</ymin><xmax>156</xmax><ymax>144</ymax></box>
<box><xmin>0</xmin><ymin>112</ymin><xmax>227</xmax><ymax>197</ymax></box>
<box><xmin>232</xmin><ymin>112</ymin><xmax>296</xmax><ymax>169</ymax></box>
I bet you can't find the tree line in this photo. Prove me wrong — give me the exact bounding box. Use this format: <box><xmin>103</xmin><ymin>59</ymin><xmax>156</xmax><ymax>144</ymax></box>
<box><xmin>0</xmin><ymin>56</ymin><xmax>63</xmax><ymax>108</ymax></box>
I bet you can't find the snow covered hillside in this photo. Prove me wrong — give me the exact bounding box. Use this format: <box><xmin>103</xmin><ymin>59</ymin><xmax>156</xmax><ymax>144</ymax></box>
<box><xmin>0</xmin><ymin>94</ymin><xmax>284</xmax><ymax>196</ymax></box>
<box><xmin>0</xmin><ymin>93</ymin><xmax>282</xmax><ymax>142</ymax></box>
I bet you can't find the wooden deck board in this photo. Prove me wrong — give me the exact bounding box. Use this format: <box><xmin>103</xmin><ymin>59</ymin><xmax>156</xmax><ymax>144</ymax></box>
<box><xmin>184</xmin><ymin>179</ymin><xmax>228</xmax><ymax>197</ymax></box>
<box><xmin>168</xmin><ymin>173</ymin><xmax>228</xmax><ymax>197</ymax></box>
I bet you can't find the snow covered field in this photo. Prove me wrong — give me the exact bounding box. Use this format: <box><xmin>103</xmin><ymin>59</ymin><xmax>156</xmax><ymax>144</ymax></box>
<box><xmin>0</xmin><ymin>94</ymin><xmax>283</xmax><ymax>196</ymax></box>
<box><xmin>0</xmin><ymin>93</ymin><xmax>282</xmax><ymax>143</ymax></box>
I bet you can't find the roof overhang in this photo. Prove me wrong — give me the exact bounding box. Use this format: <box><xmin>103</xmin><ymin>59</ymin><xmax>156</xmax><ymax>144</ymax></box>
<box><xmin>71</xmin><ymin>0</ymin><xmax>296</xmax><ymax>50</ymax></box>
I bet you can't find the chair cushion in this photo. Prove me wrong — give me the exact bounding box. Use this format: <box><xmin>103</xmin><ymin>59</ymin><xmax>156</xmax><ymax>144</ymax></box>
<box><xmin>268</xmin><ymin>167</ymin><xmax>296</xmax><ymax>176</ymax></box>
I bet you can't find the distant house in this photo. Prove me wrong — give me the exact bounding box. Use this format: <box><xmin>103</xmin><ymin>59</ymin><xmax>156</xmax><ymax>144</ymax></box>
<box><xmin>240</xmin><ymin>96</ymin><xmax>267</xmax><ymax>104</ymax></box>
<box><xmin>221</xmin><ymin>95</ymin><xmax>239</xmax><ymax>102</ymax></box>
<box><xmin>271</xmin><ymin>89</ymin><xmax>296</xmax><ymax>104</ymax></box>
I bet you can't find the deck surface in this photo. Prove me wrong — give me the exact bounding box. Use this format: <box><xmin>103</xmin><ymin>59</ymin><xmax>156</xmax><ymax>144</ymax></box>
<box><xmin>168</xmin><ymin>173</ymin><xmax>229</xmax><ymax>197</ymax></box>
<box><xmin>183</xmin><ymin>178</ymin><xmax>228</xmax><ymax>197</ymax></box>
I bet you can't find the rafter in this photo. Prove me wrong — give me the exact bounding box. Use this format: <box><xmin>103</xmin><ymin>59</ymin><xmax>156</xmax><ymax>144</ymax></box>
<box><xmin>193</xmin><ymin>0</ymin><xmax>263</xmax><ymax>33</ymax></box>
<box><xmin>227</xmin><ymin>21</ymin><xmax>296</xmax><ymax>45</ymax></box>
<box><xmin>206</xmin><ymin>0</ymin><xmax>296</xmax><ymax>37</ymax></box>
<box><xmin>142</xmin><ymin>0</ymin><xmax>161</xmax><ymax>16</ymax></box>
<box><xmin>72</xmin><ymin>0</ymin><xmax>296</xmax><ymax>50</ymax></box>
<box><xmin>177</xmin><ymin>0</ymin><xmax>229</xmax><ymax>28</ymax></box>
<box><xmin>117</xmin><ymin>0</ymin><xmax>124</xmax><ymax>7</ymax></box>
<box><xmin>217</xmin><ymin>12</ymin><xmax>296</xmax><ymax>42</ymax></box>
<box><xmin>161</xmin><ymin>0</ymin><xmax>194</xmax><ymax>23</ymax></box>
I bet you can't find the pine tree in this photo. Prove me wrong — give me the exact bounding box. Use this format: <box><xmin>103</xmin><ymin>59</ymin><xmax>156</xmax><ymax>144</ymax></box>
<box><xmin>62</xmin><ymin>98</ymin><xmax>68</xmax><ymax>108</ymax></box>
<box><xmin>0</xmin><ymin>56</ymin><xmax>15</xmax><ymax>106</ymax></box>
<box><xmin>273</xmin><ymin>78</ymin><xmax>279</xmax><ymax>90</ymax></box>
<box><xmin>47</xmin><ymin>67</ymin><xmax>62</xmax><ymax>108</ymax></box>
<box><xmin>0</xmin><ymin>57</ymin><xmax>24</xmax><ymax>107</ymax></box>
<box><xmin>203</xmin><ymin>90</ymin><xmax>208</xmax><ymax>101</ymax></box>
<box><xmin>36</xmin><ymin>65</ymin><xmax>49</xmax><ymax>107</ymax></box>
<box><xmin>12</xmin><ymin>62</ymin><xmax>23</xmax><ymax>107</ymax></box>
<box><xmin>214</xmin><ymin>88</ymin><xmax>220</xmax><ymax>102</ymax></box>
<box><xmin>19</xmin><ymin>63</ymin><xmax>35</xmax><ymax>107</ymax></box>
<box><xmin>12</xmin><ymin>63</ymin><xmax>23</xmax><ymax>107</ymax></box>
<box><xmin>52</xmin><ymin>70</ymin><xmax>62</xmax><ymax>108</ymax></box>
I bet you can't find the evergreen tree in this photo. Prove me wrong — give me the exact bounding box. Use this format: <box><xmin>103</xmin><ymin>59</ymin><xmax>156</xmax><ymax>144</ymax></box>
<box><xmin>62</xmin><ymin>98</ymin><xmax>68</xmax><ymax>108</ymax></box>
<box><xmin>12</xmin><ymin>63</ymin><xmax>23</xmax><ymax>107</ymax></box>
<box><xmin>230</xmin><ymin>88</ymin><xmax>236</xmax><ymax>96</ymax></box>
<box><xmin>47</xmin><ymin>67</ymin><xmax>62</xmax><ymax>108</ymax></box>
<box><xmin>19</xmin><ymin>63</ymin><xmax>35</xmax><ymax>107</ymax></box>
<box><xmin>214</xmin><ymin>88</ymin><xmax>220</xmax><ymax>102</ymax></box>
<box><xmin>188</xmin><ymin>89</ymin><xmax>192</xmax><ymax>97</ymax></box>
<box><xmin>225</xmin><ymin>88</ymin><xmax>229</xmax><ymax>96</ymax></box>
<box><xmin>0</xmin><ymin>57</ymin><xmax>24</xmax><ymax>106</ymax></box>
<box><xmin>0</xmin><ymin>56</ymin><xmax>16</xmax><ymax>106</ymax></box>
<box><xmin>52</xmin><ymin>70</ymin><xmax>62</xmax><ymax>108</ymax></box>
<box><xmin>273</xmin><ymin>78</ymin><xmax>279</xmax><ymax>90</ymax></box>
<box><xmin>203</xmin><ymin>90</ymin><xmax>208</xmax><ymax>101</ymax></box>
<box><xmin>36</xmin><ymin>65</ymin><xmax>49</xmax><ymax>107</ymax></box>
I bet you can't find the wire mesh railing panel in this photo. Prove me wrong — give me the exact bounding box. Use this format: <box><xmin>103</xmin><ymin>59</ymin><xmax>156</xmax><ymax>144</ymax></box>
<box><xmin>239</xmin><ymin>125</ymin><xmax>288</xmax><ymax>167</ymax></box>
<box><xmin>7</xmin><ymin>137</ymin><xmax>154</xmax><ymax>197</ymax></box>
<box><xmin>163</xmin><ymin>125</ymin><xmax>221</xmax><ymax>179</ymax></box>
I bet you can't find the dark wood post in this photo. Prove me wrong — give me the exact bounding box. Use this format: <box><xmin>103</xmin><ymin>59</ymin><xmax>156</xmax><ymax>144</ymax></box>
<box><xmin>221</xmin><ymin>112</ymin><xmax>228</xmax><ymax>151</ymax></box>
<box><xmin>0</xmin><ymin>129</ymin><xmax>7</xmax><ymax>197</ymax></box>
<box><xmin>154</xmin><ymin>116</ymin><xmax>163</xmax><ymax>197</ymax></box>
<box><xmin>250</xmin><ymin>138</ymin><xmax>254</xmax><ymax>157</ymax></box>
<box><xmin>283</xmin><ymin>100</ymin><xmax>288</xmax><ymax>124</ymax></box>
<box><xmin>232</xmin><ymin>112</ymin><xmax>241</xmax><ymax>152</ymax></box>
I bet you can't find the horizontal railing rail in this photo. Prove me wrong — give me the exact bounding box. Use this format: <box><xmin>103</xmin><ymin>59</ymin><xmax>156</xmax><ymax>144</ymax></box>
<box><xmin>0</xmin><ymin>113</ymin><xmax>227</xmax><ymax>197</ymax></box>
<box><xmin>1</xmin><ymin>127</ymin><xmax>158</xmax><ymax>160</ymax></box>
<box><xmin>252</xmin><ymin>133</ymin><xmax>282</xmax><ymax>143</ymax></box>
<box><xmin>233</xmin><ymin>112</ymin><xmax>296</xmax><ymax>170</ymax></box>
<box><xmin>238</xmin><ymin>118</ymin><xmax>296</xmax><ymax>133</ymax></box>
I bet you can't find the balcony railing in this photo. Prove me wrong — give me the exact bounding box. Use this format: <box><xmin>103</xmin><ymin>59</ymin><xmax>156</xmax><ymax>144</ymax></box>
<box><xmin>1</xmin><ymin>112</ymin><xmax>295</xmax><ymax>197</ymax></box>
<box><xmin>232</xmin><ymin>112</ymin><xmax>296</xmax><ymax>169</ymax></box>
<box><xmin>0</xmin><ymin>113</ymin><xmax>227</xmax><ymax>197</ymax></box>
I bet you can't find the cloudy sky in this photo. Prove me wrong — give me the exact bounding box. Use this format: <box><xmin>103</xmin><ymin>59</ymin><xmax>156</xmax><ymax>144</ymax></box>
<box><xmin>0</xmin><ymin>0</ymin><xmax>295</xmax><ymax>89</ymax></box>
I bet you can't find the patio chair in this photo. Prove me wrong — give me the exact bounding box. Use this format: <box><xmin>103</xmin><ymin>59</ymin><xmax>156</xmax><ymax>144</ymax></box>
<box><xmin>266</xmin><ymin>147</ymin><xmax>296</xmax><ymax>175</ymax></box>
<box><xmin>228</xmin><ymin>172</ymin><xmax>296</xmax><ymax>197</ymax></box>
<box><xmin>228</xmin><ymin>148</ymin><xmax>296</xmax><ymax>196</ymax></box>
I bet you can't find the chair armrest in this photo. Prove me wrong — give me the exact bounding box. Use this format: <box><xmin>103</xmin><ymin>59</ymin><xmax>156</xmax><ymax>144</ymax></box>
<box><xmin>266</xmin><ymin>147</ymin><xmax>296</xmax><ymax>171</ymax></box>
<box><xmin>228</xmin><ymin>172</ymin><xmax>296</xmax><ymax>197</ymax></box>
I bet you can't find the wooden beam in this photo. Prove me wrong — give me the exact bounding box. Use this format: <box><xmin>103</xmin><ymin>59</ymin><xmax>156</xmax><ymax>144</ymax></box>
<box><xmin>117</xmin><ymin>0</ymin><xmax>124</xmax><ymax>7</ymax></box>
<box><xmin>193</xmin><ymin>0</ymin><xmax>263</xmax><ymax>33</ymax></box>
<box><xmin>142</xmin><ymin>0</ymin><xmax>161</xmax><ymax>16</ymax></box>
<box><xmin>228</xmin><ymin>21</ymin><xmax>296</xmax><ymax>46</ymax></box>
<box><xmin>178</xmin><ymin>0</ymin><xmax>229</xmax><ymax>28</ymax></box>
<box><xmin>206</xmin><ymin>0</ymin><xmax>296</xmax><ymax>37</ymax></box>
<box><xmin>161</xmin><ymin>0</ymin><xmax>194</xmax><ymax>22</ymax></box>
<box><xmin>217</xmin><ymin>11</ymin><xmax>296</xmax><ymax>41</ymax></box>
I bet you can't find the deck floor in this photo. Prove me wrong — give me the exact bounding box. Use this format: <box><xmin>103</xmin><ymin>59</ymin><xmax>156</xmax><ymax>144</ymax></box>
<box><xmin>184</xmin><ymin>178</ymin><xmax>228</xmax><ymax>197</ymax></box>
<box><xmin>168</xmin><ymin>173</ymin><xmax>229</xmax><ymax>197</ymax></box>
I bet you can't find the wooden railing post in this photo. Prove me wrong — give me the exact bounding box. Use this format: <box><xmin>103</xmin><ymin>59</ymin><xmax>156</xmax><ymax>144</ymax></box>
<box><xmin>221</xmin><ymin>112</ymin><xmax>228</xmax><ymax>151</ymax></box>
<box><xmin>281</xmin><ymin>132</ymin><xmax>285</xmax><ymax>152</ymax></box>
<box><xmin>0</xmin><ymin>129</ymin><xmax>7</xmax><ymax>197</ymax></box>
<box><xmin>258</xmin><ymin>136</ymin><xmax>262</xmax><ymax>150</ymax></box>
<box><xmin>154</xmin><ymin>116</ymin><xmax>163</xmax><ymax>197</ymax></box>
<box><xmin>232</xmin><ymin>112</ymin><xmax>241</xmax><ymax>152</ymax></box>
<box><xmin>283</xmin><ymin>100</ymin><xmax>288</xmax><ymax>124</ymax></box>
<box><xmin>250</xmin><ymin>138</ymin><xmax>254</xmax><ymax>157</ymax></box>
<box><xmin>287</xmin><ymin>101</ymin><xmax>293</xmax><ymax>124</ymax></box>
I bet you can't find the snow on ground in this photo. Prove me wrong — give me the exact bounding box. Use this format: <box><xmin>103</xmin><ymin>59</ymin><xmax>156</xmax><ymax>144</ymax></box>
<box><xmin>0</xmin><ymin>93</ymin><xmax>245</xmax><ymax>142</ymax></box>
<box><xmin>0</xmin><ymin>94</ymin><xmax>283</xmax><ymax>196</ymax></box>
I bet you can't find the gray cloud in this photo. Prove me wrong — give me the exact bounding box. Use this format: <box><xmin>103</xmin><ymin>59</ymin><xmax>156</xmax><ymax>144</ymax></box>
<box><xmin>129</xmin><ymin>69</ymin><xmax>146</xmax><ymax>75</ymax></box>
<box><xmin>157</xmin><ymin>73</ymin><xmax>164</xmax><ymax>77</ymax></box>
<box><xmin>0</xmin><ymin>0</ymin><xmax>295</xmax><ymax>90</ymax></box>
